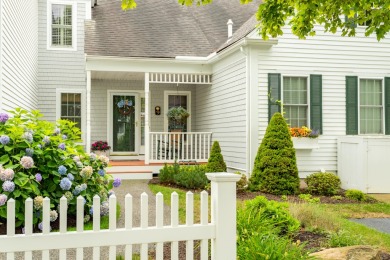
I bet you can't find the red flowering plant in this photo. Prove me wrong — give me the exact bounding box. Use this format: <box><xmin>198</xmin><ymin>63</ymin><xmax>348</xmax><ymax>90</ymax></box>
<box><xmin>91</xmin><ymin>141</ymin><xmax>111</xmax><ymax>151</ymax></box>
<box><xmin>290</xmin><ymin>126</ymin><xmax>319</xmax><ymax>139</ymax></box>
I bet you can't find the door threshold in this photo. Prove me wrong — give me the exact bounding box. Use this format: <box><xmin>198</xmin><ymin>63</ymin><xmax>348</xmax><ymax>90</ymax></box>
<box><xmin>110</xmin><ymin>155</ymin><xmax>145</xmax><ymax>161</ymax></box>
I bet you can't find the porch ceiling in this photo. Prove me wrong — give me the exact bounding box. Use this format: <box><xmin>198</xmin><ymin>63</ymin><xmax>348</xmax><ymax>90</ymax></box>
<box><xmin>91</xmin><ymin>71</ymin><xmax>144</xmax><ymax>81</ymax></box>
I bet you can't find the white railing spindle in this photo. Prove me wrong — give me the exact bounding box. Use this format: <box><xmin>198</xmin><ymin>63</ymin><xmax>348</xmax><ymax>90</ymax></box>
<box><xmin>171</xmin><ymin>192</ymin><xmax>179</xmax><ymax>260</ymax></box>
<box><xmin>7</xmin><ymin>199</ymin><xmax>15</xmax><ymax>260</ymax></box>
<box><xmin>140</xmin><ymin>192</ymin><xmax>148</xmax><ymax>260</ymax></box>
<box><xmin>125</xmin><ymin>194</ymin><xmax>133</xmax><ymax>259</ymax></box>
<box><xmin>109</xmin><ymin>195</ymin><xmax>117</xmax><ymax>260</ymax></box>
<box><xmin>155</xmin><ymin>192</ymin><xmax>164</xmax><ymax>260</ymax></box>
<box><xmin>186</xmin><ymin>192</ymin><xmax>194</xmax><ymax>260</ymax></box>
<box><xmin>59</xmin><ymin>196</ymin><xmax>68</xmax><ymax>260</ymax></box>
<box><xmin>93</xmin><ymin>195</ymin><xmax>100</xmax><ymax>260</ymax></box>
<box><xmin>42</xmin><ymin>197</ymin><xmax>50</xmax><ymax>260</ymax></box>
<box><xmin>76</xmin><ymin>196</ymin><xmax>84</xmax><ymax>260</ymax></box>
<box><xmin>24</xmin><ymin>198</ymin><xmax>33</xmax><ymax>260</ymax></box>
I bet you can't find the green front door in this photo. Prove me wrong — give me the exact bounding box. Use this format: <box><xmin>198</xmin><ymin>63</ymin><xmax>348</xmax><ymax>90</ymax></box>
<box><xmin>112</xmin><ymin>95</ymin><xmax>136</xmax><ymax>153</ymax></box>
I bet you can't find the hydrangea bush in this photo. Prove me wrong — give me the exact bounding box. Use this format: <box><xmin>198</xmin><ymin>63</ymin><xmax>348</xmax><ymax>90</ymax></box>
<box><xmin>0</xmin><ymin>108</ymin><xmax>120</xmax><ymax>227</ymax></box>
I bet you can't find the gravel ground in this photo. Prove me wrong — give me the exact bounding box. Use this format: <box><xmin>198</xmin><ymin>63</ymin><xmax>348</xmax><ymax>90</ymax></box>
<box><xmin>350</xmin><ymin>218</ymin><xmax>390</xmax><ymax>234</ymax></box>
<box><xmin>0</xmin><ymin>180</ymin><xmax>172</xmax><ymax>260</ymax></box>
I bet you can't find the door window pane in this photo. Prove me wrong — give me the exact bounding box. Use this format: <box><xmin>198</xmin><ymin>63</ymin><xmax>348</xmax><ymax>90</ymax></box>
<box><xmin>360</xmin><ymin>79</ymin><xmax>383</xmax><ymax>134</ymax></box>
<box><xmin>283</xmin><ymin>77</ymin><xmax>308</xmax><ymax>127</ymax></box>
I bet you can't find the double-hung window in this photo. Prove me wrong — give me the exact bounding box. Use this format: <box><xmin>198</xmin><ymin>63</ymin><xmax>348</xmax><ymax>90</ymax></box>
<box><xmin>60</xmin><ymin>93</ymin><xmax>82</xmax><ymax>129</ymax></box>
<box><xmin>268</xmin><ymin>73</ymin><xmax>323</xmax><ymax>133</ymax></box>
<box><xmin>359</xmin><ymin>79</ymin><xmax>383</xmax><ymax>134</ymax></box>
<box><xmin>283</xmin><ymin>77</ymin><xmax>308</xmax><ymax>127</ymax></box>
<box><xmin>48</xmin><ymin>2</ymin><xmax>76</xmax><ymax>50</ymax></box>
<box><xmin>346</xmin><ymin>76</ymin><xmax>390</xmax><ymax>135</ymax></box>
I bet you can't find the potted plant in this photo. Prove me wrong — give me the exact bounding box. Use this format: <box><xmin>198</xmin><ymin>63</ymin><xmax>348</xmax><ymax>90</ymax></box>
<box><xmin>290</xmin><ymin>126</ymin><xmax>319</xmax><ymax>149</ymax></box>
<box><xmin>167</xmin><ymin>106</ymin><xmax>190</xmax><ymax>129</ymax></box>
<box><xmin>91</xmin><ymin>141</ymin><xmax>111</xmax><ymax>156</ymax></box>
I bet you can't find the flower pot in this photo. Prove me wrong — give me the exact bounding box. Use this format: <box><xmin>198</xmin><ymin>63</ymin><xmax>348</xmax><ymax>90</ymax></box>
<box><xmin>93</xmin><ymin>150</ymin><xmax>110</xmax><ymax>157</ymax></box>
<box><xmin>292</xmin><ymin>137</ymin><xmax>319</xmax><ymax>149</ymax></box>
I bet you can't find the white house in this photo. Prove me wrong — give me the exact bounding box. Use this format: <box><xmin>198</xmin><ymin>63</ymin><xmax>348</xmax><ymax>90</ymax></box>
<box><xmin>1</xmin><ymin>0</ymin><xmax>390</xmax><ymax>192</ymax></box>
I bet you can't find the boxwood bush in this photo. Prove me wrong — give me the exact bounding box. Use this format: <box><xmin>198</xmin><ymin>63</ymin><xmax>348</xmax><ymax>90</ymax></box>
<box><xmin>345</xmin><ymin>189</ymin><xmax>367</xmax><ymax>201</ymax></box>
<box><xmin>0</xmin><ymin>109</ymin><xmax>118</xmax><ymax>228</ymax></box>
<box><xmin>174</xmin><ymin>165</ymin><xmax>208</xmax><ymax>189</ymax></box>
<box><xmin>305</xmin><ymin>172</ymin><xmax>341</xmax><ymax>196</ymax></box>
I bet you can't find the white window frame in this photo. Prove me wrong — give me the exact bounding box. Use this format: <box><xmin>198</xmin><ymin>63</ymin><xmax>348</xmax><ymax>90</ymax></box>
<box><xmin>281</xmin><ymin>75</ymin><xmax>310</xmax><ymax>128</ymax></box>
<box><xmin>47</xmin><ymin>0</ymin><xmax>77</xmax><ymax>51</ymax></box>
<box><xmin>56</xmin><ymin>89</ymin><xmax>86</xmax><ymax>143</ymax></box>
<box><xmin>358</xmin><ymin>77</ymin><xmax>385</xmax><ymax>135</ymax></box>
<box><xmin>164</xmin><ymin>91</ymin><xmax>192</xmax><ymax>132</ymax></box>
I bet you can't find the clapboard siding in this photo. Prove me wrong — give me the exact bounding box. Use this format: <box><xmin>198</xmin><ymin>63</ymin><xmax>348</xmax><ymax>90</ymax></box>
<box><xmin>196</xmin><ymin>50</ymin><xmax>247</xmax><ymax>171</ymax></box>
<box><xmin>1</xmin><ymin>0</ymin><xmax>38</xmax><ymax>111</ymax></box>
<box><xmin>257</xmin><ymin>26</ymin><xmax>390</xmax><ymax>177</ymax></box>
<box><xmin>90</xmin><ymin>79</ymin><xmax>196</xmax><ymax>145</ymax></box>
<box><xmin>37</xmin><ymin>0</ymin><xmax>87</xmax><ymax>121</ymax></box>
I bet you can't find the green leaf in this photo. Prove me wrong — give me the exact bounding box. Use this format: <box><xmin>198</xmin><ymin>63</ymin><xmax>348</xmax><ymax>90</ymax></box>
<box><xmin>0</xmin><ymin>154</ymin><xmax>9</xmax><ymax>164</ymax></box>
<box><xmin>48</xmin><ymin>183</ymin><xmax>57</xmax><ymax>192</ymax></box>
<box><xmin>48</xmin><ymin>161</ymin><xmax>57</xmax><ymax>168</ymax></box>
<box><xmin>4</xmin><ymin>146</ymin><xmax>12</xmax><ymax>152</ymax></box>
<box><xmin>14</xmin><ymin>177</ymin><xmax>29</xmax><ymax>187</ymax></box>
<box><xmin>13</xmin><ymin>190</ymin><xmax>21</xmax><ymax>198</ymax></box>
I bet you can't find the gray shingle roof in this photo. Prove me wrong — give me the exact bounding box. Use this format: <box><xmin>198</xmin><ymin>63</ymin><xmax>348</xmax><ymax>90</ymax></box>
<box><xmin>85</xmin><ymin>0</ymin><xmax>261</xmax><ymax>58</ymax></box>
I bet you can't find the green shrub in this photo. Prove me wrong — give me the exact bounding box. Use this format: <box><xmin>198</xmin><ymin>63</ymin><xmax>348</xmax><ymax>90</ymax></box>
<box><xmin>244</xmin><ymin>196</ymin><xmax>300</xmax><ymax>236</ymax></box>
<box><xmin>345</xmin><ymin>189</ymin><xmax>367</xmax><ymax>201</ymax></box>
<box><xmin>235</xmin><ymin>172</ymin><xmax>248</xmax><ymax>192</ymax></box>
<box><xmin>327</xmin><ymin>230</ymin><xmax>364</xmax><ymax>248</ymax></box>
<box><xmin>0</xmin><ymin>109</ymin><xmax>114</xmax><ymax>227</ymax></box>
<box><xmin>174</xmin><ymin>165</ymin><xmax>208</xmax><ymax>189</ymax></box>
<box><xmin>298</xmin><ymin>194</ymin><xmax>320</xmax><ymax>204</ymax></box>
<box><xmin>249</xmin><ymin>113</ymin><xmax>299</xmax><ymax>195</ymax></box>
<box><xmin>331</xmin><ymin>195</ymin><xmax>343</xmax><ymax>201</ymax></box>
<box><xmin>158</xmin><ymin>162</ymin><xmax>180</xmax><ymax>184</ymax></box>
<box><xmin>206</xmin><ymin>141</ymin><xmax>227</xmax><ymax>172</ymax></box>
<box><xmin>237</xmin><ymin>196</ymin><xmax>309</xmax><ymax>260</ymax></box>
<box><xmin>305</xmin><ymin>172</ymin><xmax>341</xmax><ymax>196</ymax></box>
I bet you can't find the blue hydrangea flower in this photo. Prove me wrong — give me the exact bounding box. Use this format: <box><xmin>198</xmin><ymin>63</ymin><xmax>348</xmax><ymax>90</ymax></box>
<box><xmin>98</xmin><ymin>169</ymin><xmax>105</xmax><ymax>177</ymax></box>
<box><xmin>22</xmin><ymin>132</ymin><xmax>33</xmax><ymax>143</ymax></box>
<box><xmin>100</xmin><ymin>201</ymin><xmax>109</xmax><ymax>216</ymax></box>
<box><xmin>72</xmin><ymin>185</ymin><xmax>82</xmax><ymax>196</ymax></box>
<box><xmin>43</xmin><ymin>136</ymin><xmax>50</xmax><ymax>145</ymax></box>
<box><xmin>0</xmin><ymin>113</ymin><xmax>9</xmax><ymax>123</ymax></box>
<box><xmin>37</xmin><ymin>222</ymin><xmax>52</xmax><ymax>232</ymax></box>
<box><xmin>76</xmin><ymin>161</ymin><xmax>83</xmax><ymax>168</ymax></box>
<box><xmin>58</xmin><ymin>143</ymin><xmax>66</xmax><ymax>150</ymax></box>
<box><xmin>62</xmin><ymin>135</ymin><xmax>67</xmax><ymax>140</ymax></box>
<box><xmin>89</xmin><ymin>153</ymin><xmax>97</xmax><ymax>161</ymax></box>
<box><xmin>113</xmin><ymin>178</ymin><xmax>122</xmax><ymax>188</ymax></box>
<box><xmin>25</xmin><ymin>148</ymin><xmax>34</xmax><ymax>157</ymax></box>
<box><xmin>59</xmin><ymin>177</ymin><xmax>72</xmax><ymax>190</ymax></box>
<box><xmin>80</xmin><ymin>183</ymin><xmax>87</xmax><ymax>191</ymax></box>
<box><xmin>55</xmin><ymin>128</ymin><xmax>61</xmax><ymax>135</ymax></box>
<box><xmin>58</xmin><ymin>165</ymin><xmax>67</xmax><ymax>175</ymax></box>
<box><xmin>67</xmin><ymin>173</ymin><xmax>74</xmax><ymax>181</ymax></box>
<box><xmin>0</xmin><ymin>135</ymin><xmax>10</xmax><ymax>145</ymax></box>
<box><xmin>35</xmin><ymin>173</ymin><xmax>42</xmax><ymax>182</ymax></box>
<box><xmin>2</xmin><ymin>181</ymin><xmax>15</xmax><ymax>192</ymax></box>
<box><xmin>89</xmin><ymin>206</ymin><xmax>94</xmax><ymax>215</ymax></box>
<box><xmin>36</xmin><ymin>144</ymin><xmax>42</xmax><ymax>149</ymax></box>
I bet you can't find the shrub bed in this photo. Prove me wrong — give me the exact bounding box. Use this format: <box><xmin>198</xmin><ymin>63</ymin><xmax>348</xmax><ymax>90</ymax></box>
<box><xmin>0</xmin><ymin>109</ymin><xmax>119</xmax><ymax>229</ymax></box>
<box><xmin>158</xmin><ymin>163</ymin><xmax>208</xmax><ymax>189</ymax></box>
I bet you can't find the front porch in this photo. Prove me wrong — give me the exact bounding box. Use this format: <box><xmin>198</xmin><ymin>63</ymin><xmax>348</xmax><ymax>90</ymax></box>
<box><xmin>85</xmin><ymin>68</ymin><xmax>214</xmax><ymax>166</ymax></box>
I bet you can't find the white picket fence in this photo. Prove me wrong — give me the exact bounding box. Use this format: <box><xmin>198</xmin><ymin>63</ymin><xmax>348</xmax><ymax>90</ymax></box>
<box><xmin>0</xmin><ymin>173</ymin><xmax>240</xmax><ymax>260</ymax></box>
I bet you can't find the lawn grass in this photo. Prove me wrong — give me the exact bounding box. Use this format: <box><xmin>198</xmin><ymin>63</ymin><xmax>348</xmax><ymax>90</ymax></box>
<box><xmin>149</xmin><ymin>184</ymin><xmax>205</xmax><ymax>224</ymax></box>
<box><xmin>149</xmin><ymin>184</ymin><xmax>390</xmax><ymax>252</ymax></box>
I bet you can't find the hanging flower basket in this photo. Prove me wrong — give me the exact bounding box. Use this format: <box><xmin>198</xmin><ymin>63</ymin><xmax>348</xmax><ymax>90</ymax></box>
<box><xmin>167</xmin><ymin>106</ymin><xmax>190</xmax><ymax>128</ymax></box>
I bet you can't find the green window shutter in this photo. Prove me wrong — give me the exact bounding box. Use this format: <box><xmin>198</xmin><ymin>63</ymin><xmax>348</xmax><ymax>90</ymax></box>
<box><xmin>346</xmin><ymin>76</ymin><xmax>358</xmax><ymax>135</ymax></box>
<box><xmin>268</xmin><ymin>73</ymin><xmax>281</xmax><ymax>122</ymax></box>
<box><xmin>310</xmin><ymin>75</ymin><xmax>322</xmax><ymax>134</ymax></box>
<box><xmin>385</xmin><ymin>77</ymin><xmax>390</xmax><ymax>135</ymax></box>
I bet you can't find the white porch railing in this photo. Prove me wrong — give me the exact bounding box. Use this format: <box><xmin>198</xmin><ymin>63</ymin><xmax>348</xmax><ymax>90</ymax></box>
<box><xmin>0</xmin><ymin>173</ymin><xmax>240</xmax><ymax>260</ymax></box>
<box><xmin>149</xmin><ymin>132</ymin><xmax>212</xmax><ymax>163</ymax></box>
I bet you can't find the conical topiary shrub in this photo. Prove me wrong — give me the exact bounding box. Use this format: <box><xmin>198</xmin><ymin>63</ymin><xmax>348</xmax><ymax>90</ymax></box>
<box><xmin>206</xmin><ymin>141</ymin><xmax>227</xmax><ymax>172</ymax></box>
<box><xmin>249</xmin><ymin>113</ymin><xmax>299</xmax><ymax>195</ymax></box>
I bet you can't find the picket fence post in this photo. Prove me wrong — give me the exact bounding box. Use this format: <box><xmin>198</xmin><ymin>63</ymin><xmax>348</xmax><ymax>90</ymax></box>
<box><xmin>206</xmin><ymin>172</ymin><xmax>241</xmax><ymax>260</ymax></box>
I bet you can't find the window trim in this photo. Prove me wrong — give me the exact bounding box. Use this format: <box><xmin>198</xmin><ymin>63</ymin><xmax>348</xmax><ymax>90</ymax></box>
<box><xmin>358</xmin><ymin>77</ymin><xmax>385</xmax><ymax>135</ymax></box>
<box><xmin>164</xmin><ymin>91</ymin><xmax>192</xmax><ymax>132</ymax></box>
<box><xmin>47</xmin><ymin>0</ymin><xmax>77</xmax><ymax>51</ymax></box>
<box><xmin>56</xmin><ymin>89</ymin><xmax>86</xmax><ymax>143</ymax></box>
<box><xmin>281</xmin><ymin>75</ymin><xmax>311</xmax><ymax>128</ymax></box>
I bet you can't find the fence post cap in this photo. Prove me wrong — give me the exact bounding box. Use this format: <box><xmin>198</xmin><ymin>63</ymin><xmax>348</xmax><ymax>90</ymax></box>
<box><xmin>206</xmin><ymin>172</ymin><xmax>241</xmax><ymax>182</ymax></box>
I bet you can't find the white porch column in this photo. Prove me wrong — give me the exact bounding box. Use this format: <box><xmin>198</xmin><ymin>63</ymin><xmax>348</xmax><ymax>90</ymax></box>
<box><xmin>86</xmin><ymin>70</ymin><xmax>91</xmax><ymax>153</ymax></box>
<box><xmin>145</xmin><ymin>72</ymin><xmax>150</xmax><ymax>165</ymax></box>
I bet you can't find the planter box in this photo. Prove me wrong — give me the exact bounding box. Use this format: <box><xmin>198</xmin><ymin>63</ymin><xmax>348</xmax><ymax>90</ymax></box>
<box><xmin>93</xmin><ymin>150</ymin><xmax>110</xmax><ymax>157</ymax></box>
<box><xmin>292</xmin><ymin>137</ymin><xmax>319</xmax><ymax>150</ymax></box>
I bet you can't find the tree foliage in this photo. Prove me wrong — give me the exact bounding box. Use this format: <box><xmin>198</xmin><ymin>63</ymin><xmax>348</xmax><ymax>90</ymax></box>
<box><xmin>122</xmin><ymin>0</ymin><xmax>390</xmax><ymax>41</ymax></box>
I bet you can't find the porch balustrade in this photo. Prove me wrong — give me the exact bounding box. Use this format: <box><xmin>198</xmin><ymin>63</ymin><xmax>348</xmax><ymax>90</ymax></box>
<box><xmin>149</xmin><ymin>132</ymin><xmax>212</xmax><ymax>163</ymax></box>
